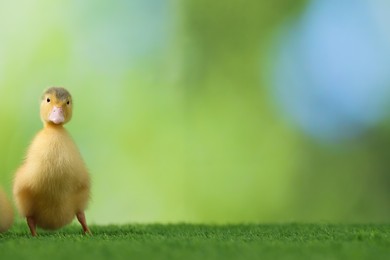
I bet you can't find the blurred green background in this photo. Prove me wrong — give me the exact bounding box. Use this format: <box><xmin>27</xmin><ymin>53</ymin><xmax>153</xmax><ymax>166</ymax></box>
<box><xmin>1</xmin><ymin>0</ymin><xmax>390</xmax><ymax>224</ymax></box>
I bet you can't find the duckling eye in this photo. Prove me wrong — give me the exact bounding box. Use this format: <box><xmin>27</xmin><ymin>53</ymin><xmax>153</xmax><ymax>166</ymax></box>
<box><xmin>46</xmin><ymin>98</ymin><xmax>51</xmax><ymax>103</ymax></box>
<box><xmin>67</xmin><ymin>101</ymin><xmax>70</xmax><ymax>105</ymax></box>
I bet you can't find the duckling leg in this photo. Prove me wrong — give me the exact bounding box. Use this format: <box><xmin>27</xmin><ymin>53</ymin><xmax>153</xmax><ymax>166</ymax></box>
<box><xmin>76</xmin><ymin>212</ymin><xmax>91</xmax><ymax>234</ymax></box>
<box><xmin>26</xmin><ymin>216</ymin><xmax>37</xmax><ymax>237</ymax></box>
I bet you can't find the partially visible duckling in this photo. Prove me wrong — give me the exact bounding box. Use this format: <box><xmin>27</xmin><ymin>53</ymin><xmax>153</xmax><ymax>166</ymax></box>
<box><xmin>0</xmin><ymin>187</ymin><xmax>13</xmax><ymax>233</ymax></box>
<box><xmin>13</xmin><ymin>87</ymin><xmax>91</xmax><ymax>236</ymax></box>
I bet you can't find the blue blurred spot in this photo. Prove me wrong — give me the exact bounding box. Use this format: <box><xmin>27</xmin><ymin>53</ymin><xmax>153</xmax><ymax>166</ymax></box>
<box><xmin>70</xmin><ymin>0</ymin><xmax>171</xmax><ymax>73</ymax></box>
<box><xmin>270</xmin><ymin>0</ymin><xmax>390</xmax><ymax>142</ymax></box>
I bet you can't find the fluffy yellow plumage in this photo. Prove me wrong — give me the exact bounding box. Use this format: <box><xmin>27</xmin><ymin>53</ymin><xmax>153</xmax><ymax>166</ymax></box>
<box><xmin>13</xmin><ymin>87</ymin><xmax>91</xmax><ymax>236</ymax></box>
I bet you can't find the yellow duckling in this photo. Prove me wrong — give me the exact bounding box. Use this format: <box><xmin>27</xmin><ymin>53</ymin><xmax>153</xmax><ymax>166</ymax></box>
<box><xmin>0</xmin><ymin>187</ymin><xmax>13</xmax><ymax>233</ymax></box>
<box><xmin>13</xmin><ymin>87</ymin><xmax>91</xmax><ymax>236</ymax></box>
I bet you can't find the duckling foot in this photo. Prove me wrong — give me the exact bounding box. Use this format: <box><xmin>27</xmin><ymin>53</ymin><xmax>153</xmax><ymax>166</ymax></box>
<box><xmin>26</xmin><ymin>216</ymin><xmax>37</xmax><ymax>237</ymax></box>
<box><xmin>76</xmin><ymin>212</ymin><xmax>91</xmax><ymax>235</ymax></box>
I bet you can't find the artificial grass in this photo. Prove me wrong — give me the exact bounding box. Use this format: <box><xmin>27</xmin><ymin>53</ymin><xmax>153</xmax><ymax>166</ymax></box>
<box><xmin>1</xmin><ymin>223</ymin><xmax>390</xmax><ymax>260</ymax></box>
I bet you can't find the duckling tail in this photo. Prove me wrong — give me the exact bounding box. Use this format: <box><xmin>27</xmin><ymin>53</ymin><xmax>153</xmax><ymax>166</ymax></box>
<box><xmin>0</xmin><ymin>187</ymin><xmax>13</xmax><ymax>233</ymax></box>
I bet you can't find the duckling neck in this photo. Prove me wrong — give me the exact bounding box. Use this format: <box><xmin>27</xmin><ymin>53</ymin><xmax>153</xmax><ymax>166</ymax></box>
<box><xmin>44</xmin><ymin>122</ymin><xmax>65</xmax><ymax>130</ymax></box>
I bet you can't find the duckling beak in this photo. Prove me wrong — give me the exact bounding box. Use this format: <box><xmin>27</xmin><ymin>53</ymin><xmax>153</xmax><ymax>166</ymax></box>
<box><xmin>48</xmin><ymin>106</ymin><xmax>65</xmax><ymax>124</ymax></box>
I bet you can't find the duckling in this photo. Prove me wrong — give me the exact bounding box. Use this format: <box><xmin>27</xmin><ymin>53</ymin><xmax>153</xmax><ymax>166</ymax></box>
<box><xmin>13</xmin><ymin>87</ymin><xmax>91</xmax><ymax>236</ymax></box>
<box><xmin>0</xmin><ymin>187</ymin><xmax>13</xmax><ymax>233</ymax></box>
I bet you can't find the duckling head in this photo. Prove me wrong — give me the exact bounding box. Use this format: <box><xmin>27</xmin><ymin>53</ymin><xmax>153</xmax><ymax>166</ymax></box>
<box><xmin>40</xmin><ymin>87</ymin><xmax>73</xmax><ymax>126</ymax></box>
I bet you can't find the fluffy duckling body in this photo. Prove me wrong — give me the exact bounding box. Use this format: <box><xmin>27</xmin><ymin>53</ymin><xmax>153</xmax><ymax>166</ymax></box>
<box><xmin>0</xmin><ymin>187</ymin><xmax>13</xmax><ymax>233</ymax></box>
<box><xmin>13</xmin><ymin>87</ymin><xmax>90</xmax><ymax>236</ymax></box>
